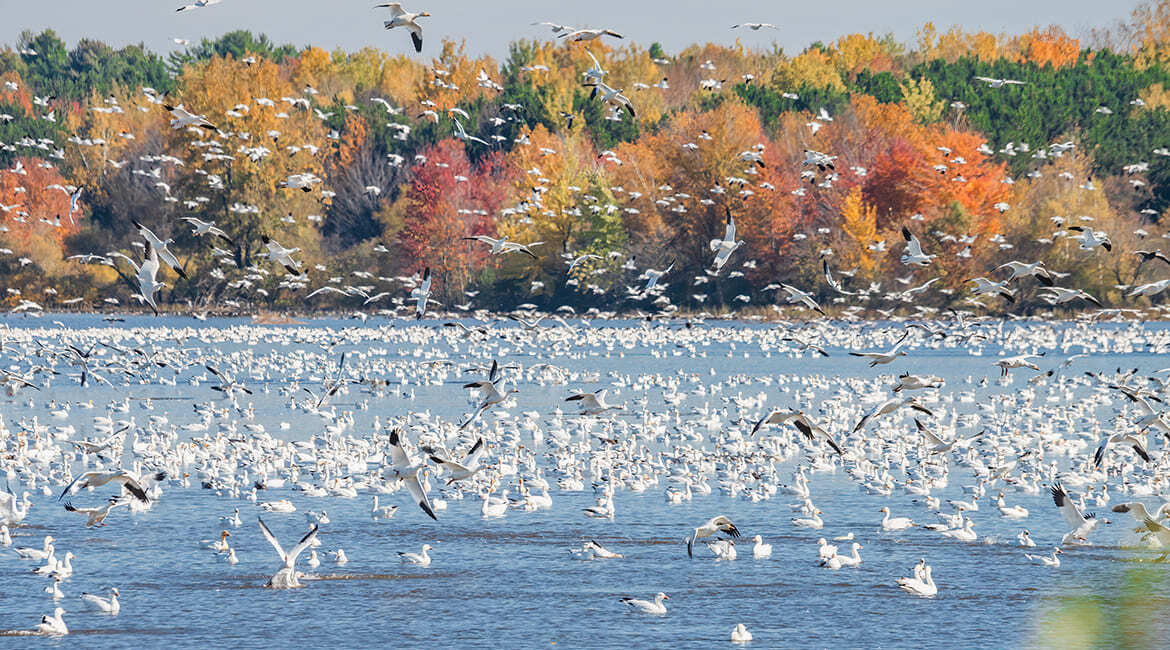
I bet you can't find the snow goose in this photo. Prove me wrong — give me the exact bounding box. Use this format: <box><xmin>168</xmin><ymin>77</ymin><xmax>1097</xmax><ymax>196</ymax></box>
<box><xmin>385</xmin><ymin>429</ymin><xmax>438</xmax><ymax>520</ymax></box>
<box><xmin>620</xmin><ymin>592</ymin><xmax>668</xmax><ymax>614</ymax></box>
<box><xmin>897</xmin><ymin>564</ymin><xmax>937</xmax><ymax>597</ymax></box>
<box><xmin>1039</xmin><ymin>286</ymin><xmax>1103</xmax><ymax>308</ymax></box>
<box><xmin>0</xmin><ymin>489</ymin><xmax>33</xmax><ymax>525</ymax></box>
<box><xmin>779</xmin><ymin>283</ymin><xmax>825</xmax><ymax>315</ymax></box>
<box><xmin>1052</xmin><ymin>483</ymin><xmax>1108</xmax><ymax>545</ymax></box>
<box><xmin>586</xmin><ymin>82</ymin><xmax>636</xmax><ymax>117</ymax></box>
<box><xmin>639</xmin><ymin>260</ymin><xmax>674</xmax><ymax>293</ymax></box>
<box><xmin>204</xmin><ymin>530</ymin><xmax>231</xmax><ymax>552</ymax></box>
<box><xmin>411</xmin><ymin>267</ymin><xmax>432</xmax><ymax>318</ymax></box>
<box><xmin>849</xmin><ymin>330</ymin><xmax>911</xmax><ymax>367</ymax></box>
<box><xmin>59</xmin><ymin>469</ymin><xmax>163</xmax><ymax>504</ymax></box>
<box><xmin>50</xmin><ymin>552</ymin><xmax>74</xmax><ymax>580</ymax></box>
<box><xmin>584</xmin><ymin>540</ymin><xmax>622</xmax><ymax>558</ymax></box>
<box><xmin>1066</xmin><ymin>226</ymin><xmax>1111</xmax><ymax>252</ymax></box>
<box><xmin>974</xmin><ymin>76</ymin><xmax>1026</xmax><ymax>88</ymax></box>
<box><xmin>996</xmin><ymin>493</ymin><xmax>1029</xmax><ymax>519</ymax></box>
<box><xmin>879</xmin><ymin>506</ymin><xmax>915</xmax><ymax>531</ymax></box>
<box><xmin>259</xmin><ymin>499</ymin><xmax>296</xmax><ymax>513</ymax></box>
<box><xmin>33</xmin><ymin>552</ymin><xmax>59</xmax><ymax>576</ymax></box>
<box><xmin>967</xmin><ymin>277</ymin><xmax>1016</xmax><ymax>303</ymax></box>
<box><xmin>792</xmin><ymin>509</ymin><xmax>824</xmax><ymax>529</ymax></box>
<box><xmin>130</xmin><ymin>220</ymin><xmax>187</xmax><ymax>279</ymax></box>
<box><xmin>163</xmin><ymin>103</ymin><xmax>216</xmax><ymax>130</ymax></box>
<box><xmin>429</xmin><ymin>438</ymin><xmax>487</xmax><ymax>482</ymax></box>
<box><xmin>853</xmin><ymin>397</ymin><xmax>933</xmax><ymax>433</ymax></box>
<box><xmin>900</xmin><ymin>227</ymin><xmax>936</xmax><ymax>266</ymax></box>
<box><xmin>398</xmin><ymin>544</ymin><xmax>433</xmax><ymax>566</ymax></box>
<box><xmin>560</xmin><ymin>28</ymin><xmax>623</xmax><ymax>42</ymax></box>
<box><xmin>817</xmin><ymin>538</ymin><xmax>837</xmax><ymax>561</ymax></box>
<box><xmin>64</xmin><ymin>497</ymin><xmax>125</xmax><ymax>527</ymax></box>
<box><xmin>258</xmin><ymin>518</ymin><xmax>318</xmax><ymax>589</ymax></box>
<box><xmin>836</xmin><ymin>542</ymin><xmax>863</xmax><ymax>567</ymax></box>
<box><xmin>915</xmin><ymin>419</ymin><xmax>983</xmax><ymax>454</ymax></box>
<box><xmin>376</xmin><ymin>3</ymin><xmax>430</xmax><ymax>52</ymax></box>
<box><xmin>1113</xmin><ymin>502</ymin><xmax>1170</xmax><ymax>536</ymax></box>
<box><xmin>80</xmin><ymin>588</ymin><xmax>119</xmax><ymax>614</ymax></box>
<box><xmin>995</xmin><ymin>260</ymin><xmax>1054</xmax><ymax>285</ymax></box>
<box><xmin>940</xmin><ymin>517</ymin><xmax>977</xmax><ymax>542</ymax></box>
<box><xmin>750</xmin><ymin>410</ymin><xmax>842</xmax><ymax>455</ymax></box>
<box><xmin>371</xmin><ymin>495</ymin><xmax>398</xmax><ymax>520</ymax></box>
<box><xmin>259</xmin><ymin>235</ymin><xmax>303</xmax><ymax>275</ymax></box>
<box><xmin>1139</xmin><ymin>518</ymin><xmax>1170</xmax><ymax>557</ymax></box>
<box><xmin>709</xmin><ymin>213</ymin><xmax>744</xmax><ymax>271</ymax></box>
<box><xmin>687</xmin><ymin>515</ymin><xmax>740</xmax><ymax>558</ymax></box>
<box><xmin>181</xmin><ymin>217</ymin><xmax>234</xmax><ymax>245</ymax></box>
<box><xmin>222</xmin><ymin>508</ymin><xmax>242</xmax><ymax>527</ymax></box>
<box><xmin>706</xmin><ymin>539</ymin><xmax>737</xmax><ymax>560</ymax></box>
<box><xmin>583</xmin><ymin>495</ymin><xmax>614</xmax><ymax>519</ymax></box>
<box><xmin>1024</xmin><ymin>548</ymin><xmax>1063</xmax><ymax>567</ymax></box>
<box><xmin>14</xmin><ymin>535</ymin><xmax>54</xmax><ymax>561</ymax></box>
<box><xmin>35</xmin><ymin>607</ymin><xmax>67</xmax><ymax>635</ymax></box>
<box><xmin>751</xmin><ymin>535</ymin><xmax>772</xmax><ymax>558</ymax></box>
<box><xmin>481</xmin><ymin>483</ymin><xmax>509</xmax><ymax>518</ymax></box>
<box><xmin>565</xmin><ymin>389</ymin><xmax>625</xmax><ymax>415</ymax></box>
<box><xmin>461</xmin><ymin>378</ymin><xmax>518</xmax><ymax>429</ymax></box>
<box><xmin>1094</xmin><ymin>432</ymin><xmax>1151</xmax><ymax>467</ymax></box>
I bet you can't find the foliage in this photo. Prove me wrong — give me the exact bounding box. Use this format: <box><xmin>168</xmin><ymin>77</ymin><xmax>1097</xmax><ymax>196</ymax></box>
<box><xmin>0</xmin><ymin>17</ymin><xmax>1169</xmax><ymax>315</ymax></box>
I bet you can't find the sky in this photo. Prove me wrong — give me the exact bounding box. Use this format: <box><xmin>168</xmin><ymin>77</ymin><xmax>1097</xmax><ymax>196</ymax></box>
<box><xmin>0</xmin><ymin>0</ymin><xmax>1146</xmax><ymax>61</ymax></box>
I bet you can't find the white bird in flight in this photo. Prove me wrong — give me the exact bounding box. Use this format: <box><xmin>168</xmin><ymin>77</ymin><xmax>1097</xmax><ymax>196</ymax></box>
<box><xmin>974</xmin><ymin>76</ymin><xmax>1026</xmax><ymax>88</ymax></box>
<box><xmin>176</xmin><ymin>0</ymin><xmax>222</xmax><ymax>13</ymax></box>
<box><xmin>560</xmin><ymin>28</ymin><xmax>623</xmax><ymax>42</ymax></box>
<box><xmin>385</xmin><ymin>429</ymin><xmax>438</xmax><ymax>520</ymax></box>
<box><xmin>377</xmin><ymin>3</ymin><xmax>430</xmax><ymax>52</ymax></box>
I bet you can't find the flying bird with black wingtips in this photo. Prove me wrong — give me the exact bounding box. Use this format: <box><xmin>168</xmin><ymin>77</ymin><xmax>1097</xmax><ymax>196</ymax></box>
<box><xmin>58</xmin><ymin>469</ymin><xmax>166</xmax><ymax>504</ymax></box>
<box><xmin>750</xmin><ymin>410</ymin><xmax>842</xmax><ymax>455</ymax></box>
<box><xmin>385</xmin><ymin>428</ymin><xmax>438</xmax><ymax>520</ymax></box>
<box><xmin>163</xmin><ymin>103</ymin><xmax>217</xmax><ymax>131</ymax></box>
<box><xmin>1135</xmin><ymin>250</ymin><xmax>1170</xmax><ymax>266</ymax></box>
<box><xmin>823</xmin><ymin>260</ymin><xmax>857</xmax><ymax>295</ymax></box>
<box><xmin>376</xmin><ymin>2</ymin><xmax>430</xmax><ymax>53</ymax></box>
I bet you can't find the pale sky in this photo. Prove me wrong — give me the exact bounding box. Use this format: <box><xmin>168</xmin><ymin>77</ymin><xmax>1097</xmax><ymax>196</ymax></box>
<box><xmin>1</xmin><ymin>1</ymin><xmax>1144</xmax><ymax>61</ymax></box>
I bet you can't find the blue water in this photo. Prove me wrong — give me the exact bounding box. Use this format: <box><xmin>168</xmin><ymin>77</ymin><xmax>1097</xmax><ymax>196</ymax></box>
<box><xmin>1</xmin><ymin>314</ymin><xmax>1169</xmax><ymax>648</ymax></box>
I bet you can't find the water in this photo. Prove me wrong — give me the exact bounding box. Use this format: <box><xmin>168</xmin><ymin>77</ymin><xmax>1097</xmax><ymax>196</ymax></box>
<box><xmin>1</xmin><ymin>314</ymin><xmax>1169</xmax><ymax>648</ymax></box>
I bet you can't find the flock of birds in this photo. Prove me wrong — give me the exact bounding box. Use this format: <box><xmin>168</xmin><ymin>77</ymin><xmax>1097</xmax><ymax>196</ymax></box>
<box><xmin>4</xmin><ymin>3</ymin><xmax>1168</xmax><ymax>326</ymax></box>
<box><xmin>3</xmin><ymin>314</ymin><xmax>1170</xmax><ymax>641</ymax></box>
<box><xmin>4</xmin><ymin>3</ymin><xmax>1170</xmax><ymax>645</ymax></box>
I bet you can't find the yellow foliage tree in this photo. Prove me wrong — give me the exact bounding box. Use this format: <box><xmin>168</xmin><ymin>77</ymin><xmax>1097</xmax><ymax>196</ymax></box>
<box><xmin>776</xmin><ymin>48</ymin><xmax>845</xmax><ymax>92</ymax></box>
<box><xmin>1129</xmin><ymin>0</ymin><xmax>1170</xmax><ymax>68</ymax></box>
<box><xmin>1140</xmin><ymin>82</ymin><xmax>1170</xmax><ymax>110</ymax></box>
<box><xmin>169</xmin><ymin>55</ymin><xmax>330</xmax><ymax>276</ymax></box>
<box><xmin>916</xmin><ymin>22</ymin><xmax>1005</xmax><ymax>62</ymax></box>
<box><xmin>839</xmin><ymin>186</ymin><xmax>878</xmax><ymax>278</ymax></box>
<box><xmin>833</xmin><ymin>33</ymin><xmax>898</xmax><ymax>76</ymax></box>
<box><xmin>900</xmin><ymin>77</ymin><xmax>944</xmax><ymax>124</ymax></box>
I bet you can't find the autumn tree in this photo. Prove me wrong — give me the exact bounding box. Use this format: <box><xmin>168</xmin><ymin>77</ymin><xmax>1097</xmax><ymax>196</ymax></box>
<box><xmin>398</xmin><ymin>138</ymin><xmax>511</xmax><ymax>300</ymax></box>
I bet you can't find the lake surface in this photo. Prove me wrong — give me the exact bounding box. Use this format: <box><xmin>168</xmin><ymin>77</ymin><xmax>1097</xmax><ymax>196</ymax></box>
<box><xmin>1</xmin><ymin>314</ymin><xmax>1169</xmax><ymax>648</ymax></box>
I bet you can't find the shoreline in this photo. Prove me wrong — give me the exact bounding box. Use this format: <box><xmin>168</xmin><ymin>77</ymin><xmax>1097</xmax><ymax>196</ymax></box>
<box><xmin>0</xmin><ymin>308</ymin><xmax>1160</xmax><ymax>324</ymax></box>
